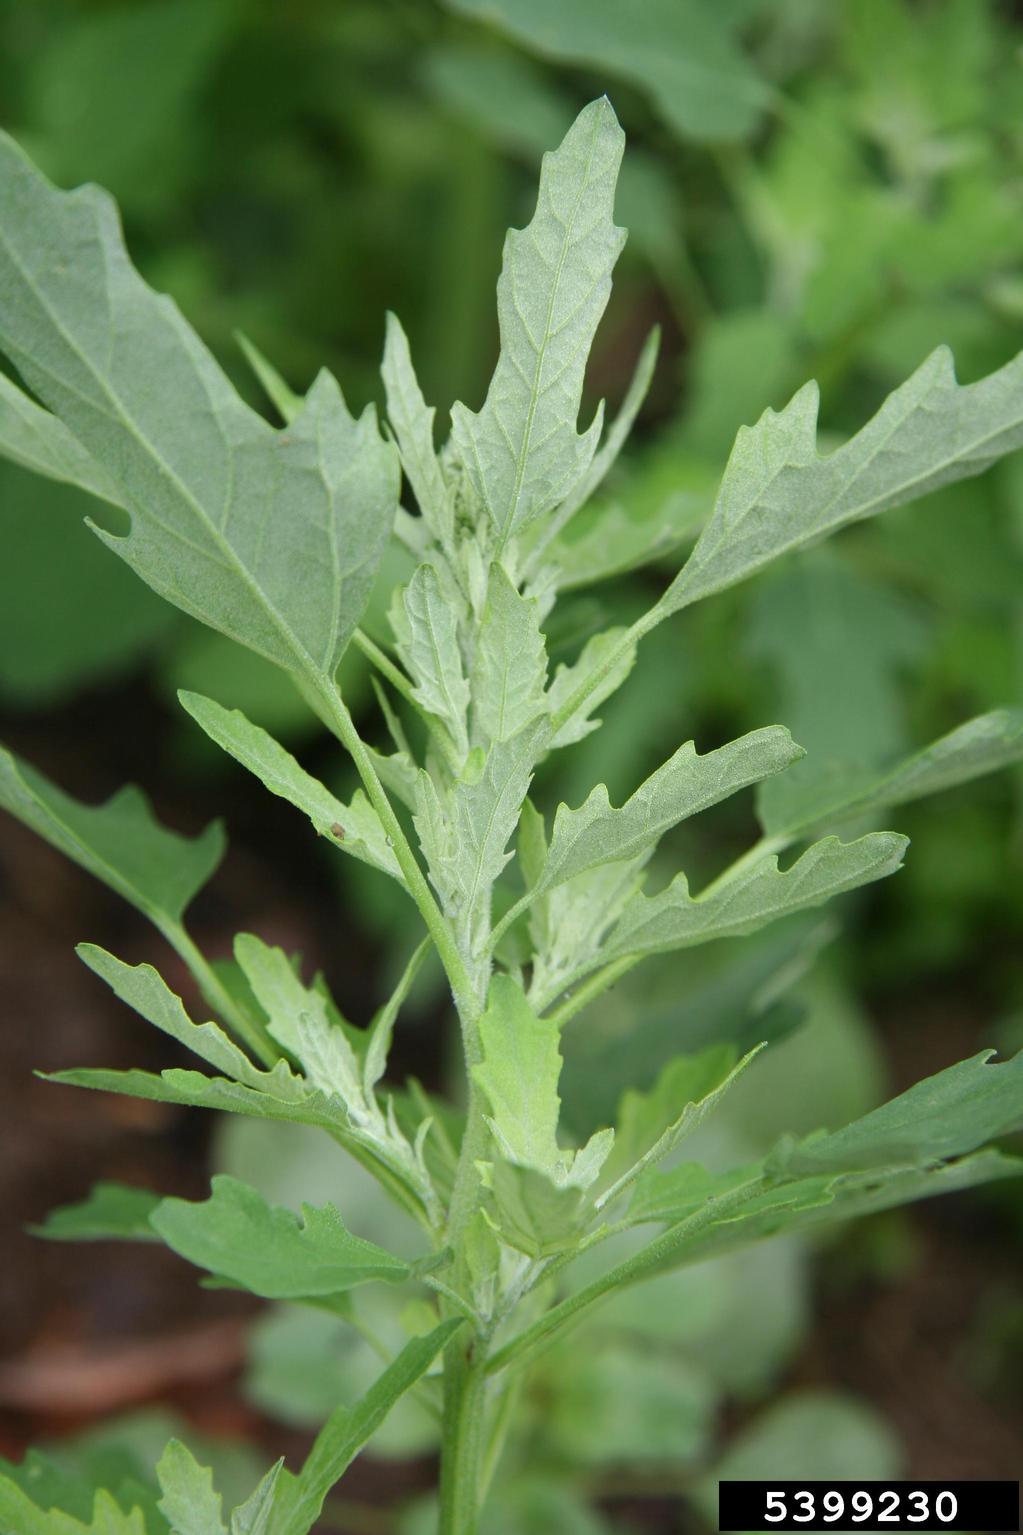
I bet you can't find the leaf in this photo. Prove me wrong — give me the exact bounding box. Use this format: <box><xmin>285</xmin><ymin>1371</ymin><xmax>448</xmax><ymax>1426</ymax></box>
<box><xmin>232</xmin><ymin>934</ymin><xmax>342</xmax><ymax>1062</ymax></box>
<box><xmin>230</xmin><ymin>1463</ymin><xmax>284</xmax><ymax>1535</ymax></box>
<box><xmin>602</xmin><ymin>833</ymin><xmax>908</xmax><ymax>965</ymax></box>
<box><xmin>660</xmin><ymin>346</ymin><xmax>1023</xmax><ymax>617</ymax></box>
<box><xmin>0</xmin><ymin>1477</ymin><xmax>148</xmax><ymax>1535</ymax></box>
<box><xmin>700</xmin><ymin>1392</ymin><xmax>900</xmax><ymax>1497</ymax></box>
<box><xmin>770</xmin><ymin>1048</ymin><xmax>1023</xmax><ymax>1176</ymax></box>
<box><xmin>471</xmin><ymin>563</ymin><xmax>547</xmax><ymax>744</ymax></box>
<box><xmin>178</xmin><ymin>692</ymin><xmax>402</xmax><ymax>881</ymax></box>
<box><xmin>268</xmin><ymin>1321</ymin><xmax>463</xmax><ymax>1535</ymax></box>
<box><xmin>156</xmin><ymin>1441</ymin><xmax>226</xmax><ymax>1535</ymax></box>
<box><xmin>0</xmin><ymin>369</ymin><xmax>123</xmax><ymax>505</ymax></box>
<box><xmin>381</xmin><ymin>313</ymin><xmax>453</xmax><ymax>545</ymax></box>
<box><xmin>540</xmin><ymin>727</ymin><xmax>802</xmax><ymax>892</ymax></box>
<box><xmin>236</xmin><ymin>334</ymin><xmax>302</xmax><ymax>425</ymax></box>
<box><xmin>0</xmin><ymin>132</ymin><xmax>399</xmax><ymax>681</ymax></box>
<box><xmin>150</xmin><ymin>1175</ymin><xmax>410</xmax><ymax>1299</ymax></box>
<box><xmin>443</xmin><ymin>0</ymin><xmax>766</xmax><ymax>144</ymax></box>
<box><xmin>600</xmin><ymin>1045</ymin><xmax>760</xmax><ymax>1193</ymax></box>
<box><xmin>364</xmin><ymin>939</ymin><xmax>430</xmax><ymax>1092</ymax></box>
<box><xmin>415</xmin><ymin>719</ymin><xmax>549</xmax><ymax>938</ymax></box>
<box><xmin>394</xmin><ymin>564</ymin><xmax>470</xmax><ymax>754</ymax></box>
<box><xmin>35</xmin><ymin>1181</ymin><xmax>161</xmax><ymax>1242</ymax></box>
<box><xmin>77</xmin><ymin>944</ymin><xmax>298</xmax><ymax>1095</ymax></box>
<box><xmin>449</xmin><ymin>98</ymin><xmax>625</xmax><ymax>540</ymax></box>
<box><xmin>0</xmin><ymin>746</ymin><xmax>223</xmax><ymax>929</ymax></box>
<box><xmin>545</xmin><ymin>627</ymin><xmax>637</xmax><ymax>747</ymax></box>
<box><xmin>473</xmin><ymin>974</ymin><xmax>563</xmax><ymax>1172</ymax></box>
<box><xmin>764</xmin><ymin>708</ymin><xmax>1023</xmax><ymax>842</ymax></box>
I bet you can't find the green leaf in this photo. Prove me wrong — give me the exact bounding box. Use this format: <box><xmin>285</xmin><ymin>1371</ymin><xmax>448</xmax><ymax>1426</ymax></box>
<box><xmin>236</xmin><ymin>334</ymin><xmax>302</xmax><ymax>425</ymax></box>
<box><xmin>150</xmin><ymin>1175</ymin><xmax>410</xmax><ymax>1299</ymax></box>
<box><xmin>763</xmin><ymin>708</ymin><xmax>1023</xmax><ymax>843</ymax></box>
<box><xmin>474</xmin><ymin>974</ymin><xmax>563</xmax><ymax>1172</ymax></box>
<box><xmin>364</xmin><ymin>939</ymin><xmax>430</xmax><ymax>1092</ymax></box>
<box><xmin>0</xmin><ymin>747</ymin><xmax>223</xmax><ymax>929</ymax></box>
<box><xmin>381</xmin><ymin>313</ymin><xmax>453</xmax><ymax>546</ymax></box>
<box><xmin>0</xmin><ymin>369</ymin><xmax>123</xmax><ymax>505</ymax></box>
<box><xmin>156</xmin><ymin>1441</ymin><xmax>225</xmax><ymax>1535</ymax></box>
<box><xmin>178</xmin><ymin>692</ymin><xmax>402</xmax><ymax>881</ymax></box>
<box><xmin>78</xmin><ymin>944</ymin><xmax>299</xmax><ymax>1095</ymax></box>
<box><xmin>35</xmin><ymin>1181</ymin><xmax>161</xmax><ymax>1242</ymax></box>
<box><xmin>0</xmin><ymin>132</ymin><xmax>399</xmax><ymax>681</ymax></box>
<box><xmin>602</xmin><ymin>833</ymin><xmax>908</xmax><ymax>965</ymax></box>
<box><xmin>471</xmin><ymin>563</ymin><xmax>548</xmax><ymax>744</ymax></box>
<box><xmin>394</xmin><ymin>564</ymin><xmax>470</xmax><ymax>755</ymax></box>
<box><xmin>268</xmin><ymin>1321</ymin><xmax>463</xmax><ymax>1535</ymax></box>
<box><xmin>539</xmin><ymin>727</ymin><xmax>802</xmax><ymax>892</ymax></box>
<box><xmin>230</xmin><ymin>1463</ymin><xmax>284</xmax><ymax>1535</ymax></box>
<box><xmin>545</xmin><ymin>627</ymin><xmax>637</xmax><ymax>747</ymax></box>
<box><xmin>0</xmin><ymin>1477</ymin><xmax>148</xmax><ymax>1535</ymax></box>
<box><xmin>771</xmin><ymin>1048</ymin><xmax>1023</xmax><ymax>1176</ymax></box>
<box><xmin>601</xmin><ymin>1045</ymin><xmax>761</xmax><ymax>1194</ymax></box>
<box><xmin>443</xmin><ymin>0</ymin><xmax>766</xmax><ymax>144</ymax></box>
<box><xmin>660</xmin><ymin>346</ymin><xmax>1023</xmax><ymax>617</ymax></box>
<box><xmin>449</xmin><ymin>98</ymin><xmax>625</xmax><ymax>540</ymax></box>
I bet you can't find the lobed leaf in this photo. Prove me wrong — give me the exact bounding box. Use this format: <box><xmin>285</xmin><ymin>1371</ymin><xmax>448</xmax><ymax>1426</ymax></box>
<box><xmin>0</xmin><ymin>369</ymin><xmax>123</xmax><ymax>506</ymax></box>
<box><xmin>0</xmin><ymin>746</ymin><xmax>223</xmax><ymax>929</ymax></box>
<box><xmin>660</xmin><ymin>345</ymin><xmax>1023</xmax><ymax>618</ymax></box>
<box><xmin>449</xmin><ymin>98</ymin><xmax>625</xmax><ymax>540</ymax></box>
<box><xmin>156</xmin><ymin>1441</ymin><xmax>225</xmax><ymax>1535</ymax></box>
<box><xmin>540</xmin><ymin>727</ymin><xmax>802</xmax><ymax>893</ymax></box>
<box><xmin>35</xmin><ymin>1181</ymin><xmax>161</xmax><ymax>1243</ymax></box>
<box><xmin>602</xmin><ymin>832</ymin><xmax>908</xmax><ymax>965</ymax></box>
<box><xmin>471</xmin><ymin>563</ymin><xmax>548</xmax><ymax>744</ymax></box>
<box><xmin>393</xmin><ymin>564</ymin><xmax>470</xmax><ymax>755</ymax></box>
<box><xmin>0</xmin><ymin>131</ymin><xmax>399</xmax><ymax>681</ymax></box>
<box><xmin>178</xmin><ymin>692</ymin><xmax>402</xmax><ymax>881</ymax></box>
<box><xmin>544</xmin><ymin>627</ymin><xmax>637</xmax><ymax>747</ymax></box>
<box><xmin>474</xmin><ymin>974</ymin><xmax>563</xmax><ymax>1173</ymax></box>
<box><xmin>381</xmin><ymin>313</ymin><xmax>453</xmax><ymax>546</ymax></box>
<box><xmin>149</xmin><ymin>1174</ymin><xmax>410</xmax><ymax>1299</ymax></box>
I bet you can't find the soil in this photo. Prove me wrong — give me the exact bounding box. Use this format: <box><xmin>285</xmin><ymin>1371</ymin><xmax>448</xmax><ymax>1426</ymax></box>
<box><xmin>1</xmin><ymin>677</ymin><xmax>1021</xmax><ymax>1531</ymax></box>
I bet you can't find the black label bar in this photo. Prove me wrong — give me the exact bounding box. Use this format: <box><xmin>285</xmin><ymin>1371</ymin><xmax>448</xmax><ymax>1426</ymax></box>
<box><xmin>718</xmin><ymin>1480</ymin><xmax>1020</xmax><ymax>1532</ymax></box>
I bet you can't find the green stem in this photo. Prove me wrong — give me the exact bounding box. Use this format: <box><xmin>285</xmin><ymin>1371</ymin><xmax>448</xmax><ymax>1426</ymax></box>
<box><xmin>548</xmin><ymin>603</ymin><xmax>663</xmax><ymax>739</ymax></box>
<box><xmin>541</xmin><ymin>953</ymin><xmax>639</xmax><ymax>1028</ymax></box>
<box><xmin>438</xmin><ymin>1331</ymin><xmax>490</xmax><ymax>1535</ymax></box>
<box><xmin>486</xmin><ymin>1176</ymin><xmax>766</xmax><ymax>1377</ymax></box>
<box><xmin>352</xmin><ymin>628</ymin><xmax>417</xmax><ymax>704</ymax></box>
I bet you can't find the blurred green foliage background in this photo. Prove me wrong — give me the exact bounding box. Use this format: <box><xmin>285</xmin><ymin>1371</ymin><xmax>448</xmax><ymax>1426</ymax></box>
<box><xmin>0</xmin><ymin>0</ymin><xmax>1021</xmax><ymax>1527</ymax></box>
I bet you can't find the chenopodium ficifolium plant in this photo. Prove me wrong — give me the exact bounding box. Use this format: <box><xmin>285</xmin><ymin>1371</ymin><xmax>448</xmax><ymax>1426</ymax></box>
<box><xmin>1</xmin><ymin>96</ymin><xmax>1023</xmax><ymax>1535</ymax></box>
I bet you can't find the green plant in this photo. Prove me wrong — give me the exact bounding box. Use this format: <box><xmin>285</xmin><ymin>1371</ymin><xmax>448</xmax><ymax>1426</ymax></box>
<box><xmin>1</xmin><ymin>96</ymin><xmax>1022</xmax><ymax>1535</ymax></box>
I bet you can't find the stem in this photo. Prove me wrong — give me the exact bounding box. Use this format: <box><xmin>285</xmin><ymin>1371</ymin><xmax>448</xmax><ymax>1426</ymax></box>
<box><xmin>313</xmin><ymin>681</ymin><xmax>475</xmax><ymax>1018</ymax></box>
<box><xmin>548</xmin><ymin>602</ymin><xmax>663</xmax><ymax>739</ymax></box>
<box><xmin>438</xmin><ymin>1332</ymin><xmax>490</xmax><ymax>1535</ymax></box>
<box><xmin>541</xmin><ymin>953</ymin><xmax>639</xmax><ymax>1028</ymax></box>
<box><xmin>352</xmin><ymin>628</ymin><xmax>417</xmax><ymax>705</ymax></box>
<box><xmin>486</xmin><ymin>1176</ymin><xmax>766</xmax><ymax>1377</ymax></box>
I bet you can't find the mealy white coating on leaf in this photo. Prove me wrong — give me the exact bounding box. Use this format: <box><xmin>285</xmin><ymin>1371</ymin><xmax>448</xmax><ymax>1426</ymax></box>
<box><xmin>545</xmin><ymin>625</ymin><xmax>637</xmax><ymax>746</ymax></box>
<box><xmin>602</xmin><ymin>832</ymin><xmax>908</xmax><ymax>964</ymax></box>
<box><xmin>541</xmin><ymin>726</ymin><xmax>803</xmax><ymax>891</ymax></box>
<box><xmin>382</xmin><ymin>312</ymin><xmax>454</xmax><ymax>545</ymax></box>
<box><xmin>664</xmin><ymin>344</ymin><xmax>1023</xmax><ymax>615</ymax></box>
<box><xmin>0</xmin><ymin>131</ymin><xmax>399</xmax><ymax>680</ymax></box>
<box><xmin>395</xmin><ymin>563</ymin><xmax>471</xmax><ymax>756</ymax></box>
<box><xmin>763</xmin><ymin>707</ymin><xmax>1023</xmax><ymax>841</ymax></box>
<box><xmin>471</xmin><ymin>562</ymin><xmax>548</xmax><ymax>743</ymax></box>
<box><xmin>449</xmin><ymin>97</ymin><xmax>626</xmax><ymax>538</ymax></box>
<box><xmin>178</xmin><ymin>691</ymin><xmax>402</xmax><ymax>881</ymax></box>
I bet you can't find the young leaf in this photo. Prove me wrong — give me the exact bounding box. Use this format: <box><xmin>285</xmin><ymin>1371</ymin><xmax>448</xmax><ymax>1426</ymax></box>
<box><xmin>268</xmin><ymin>1320</ymin><xmax>463</xmax><ymax>1535</ymax></box>
<box><xmin>660</xmin><ymin>345</ymin><xmax>1023</xmax><ymax>618</ymax></box>
<box><xmin>0</xmin><ymin>746</ymin><xmax>223</xmax><ymax>930</ymax></box>
<box><xmin>394</xmin><ymin>564</ymin><xmax>470</xmax><ymax>755</ymax></box>
<box><xmin>230</xmin><ymin>1462</ymin><xmax>285</xmax><ymax>1535</ymax></box>
<box><xmin>150</xmin><ymin>1175</ymin><xmax>410</xmax><ymax>1298</ymax></box>
<box><xmin>0</xmin><ymin>369</ymin><xmax>123</xmax><ymax>507</ymax></box>
<box><xmin>77</xmin><ymin>944</ymin><xmax>299</xmax><ymax>1095</ymax></box>
<box><xmin>761</xmin><ymin>708</ymin><xmax>1023</xmax><ymax>842</ymax></box>
<box><xmin>473</xmin><ymin>974</ymin><xmax>563</xmax><ymax>1172</ymax></box>
<box><xmin>539</xmin><ymin>727</ymin><xmax>803</xmax><ymax>892</ymax></box>
<box><xmin>471</xmin><ymin>563</ymin><xmax>547</xmax><ymax>744</ymax></box>
<box><xmin>364</xmin><ymin>939</ymin><xmax>430</xmax><ymax>1092</ymax></box>
<box><xmin>381</xmin><ymin>313</ymin><xmax>453</xmax><ymax>545</ymax></box>
<box><xmin>178</xmin><ymin>692</ymin><xmax>402</xmax><ymax>881</ymax></box>
<box><xmin>449</xmin><ymin>98</ymin><xmax>625</xmax><ymax>540</ymax></box>
<box><xmin>233</xmin><ymin>934</ymin><xmax>349</xmax><ymax>1063</ymax></box>
<box><xmin>156</xmin><ymin>1441</ymin><xmax>226</xmax><ymax>1535</ymax></box>
<box><xmin>602</xmin><ymin>832</ymin><xmax>908</xmax><ymax>965</ymax></box>
<box><xmin>545</xmin><ymin>627</ymin><xmax>637</xmax><ymax>747</ymax></box>
<box><xmin>0</xmin><ymin>132</ymin><xmax>399</xmax><ymax>681</ymax></box>
<box><xmin>35</xmin><ymin>1181</ymin><xmax>161</xmax><ymax>1243</ymax></box>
